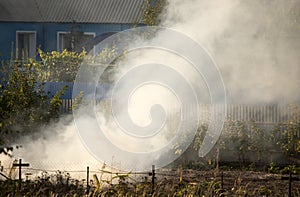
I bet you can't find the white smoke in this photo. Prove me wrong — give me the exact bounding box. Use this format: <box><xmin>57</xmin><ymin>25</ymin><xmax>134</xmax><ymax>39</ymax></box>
<box><xmin>2</xmin><ymin>0</ymin><xmax>299</xmax><ymax>177</ymax></box>
<box><xmin>161</xmin><ymin>0</ymin><xmax>300</xmax><ymax>104</ymax></box>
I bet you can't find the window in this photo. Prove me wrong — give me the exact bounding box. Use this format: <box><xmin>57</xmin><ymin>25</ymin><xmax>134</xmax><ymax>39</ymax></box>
<box><xmin>57</xmin><ymin>32</ymin><xmax>95</xmax><ymax>53</ymax></box>
<box><xmin>16</xmin><ymin>31</ymin><xmax>36</xmax><ymax>59</ymax></box>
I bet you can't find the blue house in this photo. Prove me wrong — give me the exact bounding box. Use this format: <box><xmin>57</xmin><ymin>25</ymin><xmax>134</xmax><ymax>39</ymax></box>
<box><xmin>0</xmin><ymin>0</ymin><xmax>147</xmax><ymax>104</ymax></box>
<box><xmin>0</xmin><ymin>0</ymin><xmax>146</xmax><ymax>60</ymax></box>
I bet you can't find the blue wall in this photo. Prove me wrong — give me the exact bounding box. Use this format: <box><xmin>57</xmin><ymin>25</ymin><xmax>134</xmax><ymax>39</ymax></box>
<box><xmin>42</xmin><ymin>82</ymin><xmax>112</xmax><ymax>100</ymax></box>
<box><xmin>0</xmin><ymin>22</ymin><xmax>135</xmax><ymax>61</ymax></box>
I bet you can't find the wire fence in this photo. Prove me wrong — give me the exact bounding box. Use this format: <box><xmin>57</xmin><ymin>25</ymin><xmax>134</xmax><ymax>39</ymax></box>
<box><xmin>1</xmin><ymin>158</ymin><xmax>300</xmax><ymax>197</ymax></box>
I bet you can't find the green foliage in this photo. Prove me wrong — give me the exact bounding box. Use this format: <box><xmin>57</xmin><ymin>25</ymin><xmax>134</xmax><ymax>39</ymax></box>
<box><xmin>142</xmin><ymin>0</ymin><xmax>166</xmax><ymax>26</ymax></box>
<box><xmin>49</xmin><ymin>85</ymin><xmax>69</xmax><ymax>119</ymax></box>
<box><xmin>0</xmin><ymin>171</ymin><xmax>86</xmax><ymax>196</ymax></box>
<box><xmin>0</xmin><ymin>44</ymin><xmax>123</xmax><ymax>154</ymax></box>
<box><xmin>267</xmin><ymin>162</ymin><xmax>280</xmax><ymax>173</ymax></box>
<box><xmin>71</xmin><ymin>91</ymin><xmax>84</xmax><ymax>110</ymax></box>
<box><xmin>0</xmin><ymin>50</ymin><xmax>84</xmax><ymax>153</ymax></box>
<box><xmin>272</xmin><ymin>105</ymin><xmax>300</xmax><ymax>159</ymax></box>
<box><xmin>280</xmin><ymin>165</ymin><xmax>300</xmax><ymax>175</ymax></box>
<box><xmin>247</xmin><ymin>120</ymin><xmax>266</xmax><ymax>161</ymax></box>
<box><xmin>0</xmin><ymin>46</ymin><xmax>121</xmax><ymax>154</ymax></box>
<box><xmin>36</xmin><ymin>49</ymin><xmax>86</xmax><ymax>82</ymax></box>
<box><xmin>192</xmin><ymin>112</ymin><xmax>300</xmax><ymax>168</ymax></box>
<box><xmin>224</xmin><ymin>120</ymin><xmax>250</xmax><ymax>164</ymax></box>
<box><xmin>193</xmin><ymin>123</ymin><xmax>208</xmax><ymax>151</ymax></box>
<box><xmin>1</xmin><ymin>168</ymin><xmax>300</xmax><ymax>196</ymax></box>
<box><xmin>93</xmin><ymin>46</ymin><xmax>118</xmax><ymax>65</ymax></box>
<box><xmin>0</xmin><ymin>60</ymin><xmax>52</xmax><ymax>151</ymax></box>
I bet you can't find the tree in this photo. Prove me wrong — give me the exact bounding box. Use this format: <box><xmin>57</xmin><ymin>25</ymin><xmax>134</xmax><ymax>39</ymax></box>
<box><xmin>0</xmin><ymin>52</ymin><xmax>75</xmax><ymax>154</ymax></box>
<box><xmin>0</xmin><ymin>47</ymin><xmax>120</xmax><ymax>154</ymax></box>
<box><xmin>142</xmin><ymin>0</ymin><xmax>166</xmax><ymax>26</ymax></box>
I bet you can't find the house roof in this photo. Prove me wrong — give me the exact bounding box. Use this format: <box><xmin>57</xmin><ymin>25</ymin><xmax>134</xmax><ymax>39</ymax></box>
<box><xmin>0</xmin><ymin>0</ymin><xmax>146</xmax><ymax>24</ymax></box>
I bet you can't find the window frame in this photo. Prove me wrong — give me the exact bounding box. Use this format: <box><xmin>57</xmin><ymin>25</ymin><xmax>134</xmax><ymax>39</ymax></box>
<box><xmin>16</xmin><ymin>30</ymin><xmax>37</xmax><ymax>59</ymax></box>
<box><xmin>57</xmin><ymin>31</ymin><xmax>96</xmax><ymax>54</ymax></box>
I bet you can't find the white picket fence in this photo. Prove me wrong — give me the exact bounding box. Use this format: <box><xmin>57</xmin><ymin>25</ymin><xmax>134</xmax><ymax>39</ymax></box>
<box><xmin>61</xmin><ymin>100</ymin><xmax>298</xmax><ymax>123</ymax></box>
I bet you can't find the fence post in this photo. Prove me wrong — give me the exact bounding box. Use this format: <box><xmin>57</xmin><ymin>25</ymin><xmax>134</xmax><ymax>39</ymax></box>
<box><xmin>151</xmin><ymin>165</ymin><xmax>155</xmax><ymax>194</ymax></box>
<box><xmin>86</xmin><ymin>166</ymin><xmax>90</xmax><ymax>194</ymax></box>
<box><xmin>13</xmin><ymin>159</ymin><xmax>30</xmax><ymax>191</ymax></box>
<box><xmin>289</xmin><ymin>172</ymin><xmax>292</xmax><ymax>197</ymax></box>
<box><xmin>221</xmin><ymin>170</ymin><xmax>224</xmax><ymax>189</ymax></box>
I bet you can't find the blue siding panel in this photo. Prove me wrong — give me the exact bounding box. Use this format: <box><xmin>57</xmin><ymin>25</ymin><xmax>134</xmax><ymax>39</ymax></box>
<box><xmin>0</xmin><ymin>22</ymin><xmax>138</xmax><ymax>61</ymax></box>
<box><xmin>42</xmin><ymin>82</ymin><xmax>112</xmax><ymax>100</ymax></box>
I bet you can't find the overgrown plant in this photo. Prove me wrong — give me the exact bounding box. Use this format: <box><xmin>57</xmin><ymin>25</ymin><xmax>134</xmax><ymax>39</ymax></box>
<box><xmin>272</xmin><ymin>105</ymin><xmax>300</xmax><ymax>162</ymax></box>
<box><xmin>142</xmin><ymin>0</ymin><xmax>167</xmax><ymax>26</ymax></box>
<box><xmin>36</xmin><ymin>49</ymin><xmax>86</xmax><ymax>82</ymax></box>
<box><xmin>0</xmin><ymin>60</ymin><xmax>63</xmax><ymax>154</ymax></box>
<box><xmin>0</xmin><ymin>49</ymin><xmax>87</xmax><ymax>154</ymax></box>
<box><xmin>189</xmin><ymin>106</ymin><xmax>300</xmax><ymax>169</ymax></box>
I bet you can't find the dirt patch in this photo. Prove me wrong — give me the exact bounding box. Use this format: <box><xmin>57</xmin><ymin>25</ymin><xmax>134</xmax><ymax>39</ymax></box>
<box><xmin>154</xmin><ymin>169</ymin><xmax>300</xmax><ymax>196</ymax></box>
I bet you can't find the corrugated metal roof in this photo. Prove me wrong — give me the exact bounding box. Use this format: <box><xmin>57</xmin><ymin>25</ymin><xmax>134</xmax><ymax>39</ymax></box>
<box><xmin>0</xmin><ymin>0</ymin><xmax>146</xmax><ymax>24</ymax></box>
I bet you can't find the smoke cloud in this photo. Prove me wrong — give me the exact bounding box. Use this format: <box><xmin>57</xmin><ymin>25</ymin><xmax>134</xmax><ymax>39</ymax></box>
<box><xmin>161</xmin><ymin>0</ymin><xmax>300</xmax><ymax>104</ymax></box>
<box><xmin>2</xmin><ymin>0</ymin><xmax>299</xmax><ymax>176</ymax></box>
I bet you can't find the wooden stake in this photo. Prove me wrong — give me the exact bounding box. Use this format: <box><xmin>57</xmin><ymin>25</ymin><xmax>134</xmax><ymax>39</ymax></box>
<box><xmin>12</xmin><ymin>159</ymin><xmax>29</xmax><ymax>190</ymax></box>
<box><xmin>86</xmin><ymin>166</ymin><xmax>90</xmax><ymax>194</ymax></box>
<box><xmin>12</xmin><ymin>159</ymin><xmax>30</xmax><ymax>181</ymax></box>
<box><xmin>289</xmin><ymin>173</ymin><xmax>292</xmax><ymax>197</ymax></box>
<box><xmin>151</xmin><ymin>165</ymin><xmax>155</xmax><ymax>194</ymax></box>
